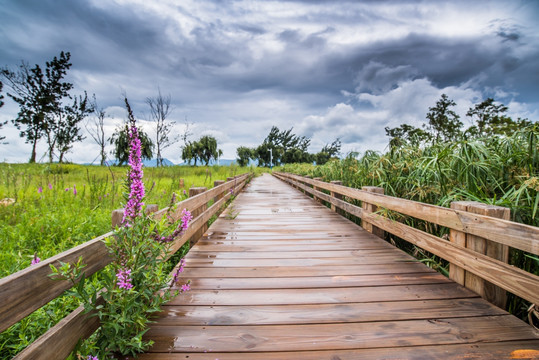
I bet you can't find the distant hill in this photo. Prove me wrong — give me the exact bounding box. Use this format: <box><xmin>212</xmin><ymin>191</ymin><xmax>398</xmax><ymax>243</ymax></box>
<box><xmin>142</xmin><ymin>158</ymin><xmax>175</xmax><ymax>167</ymax></box>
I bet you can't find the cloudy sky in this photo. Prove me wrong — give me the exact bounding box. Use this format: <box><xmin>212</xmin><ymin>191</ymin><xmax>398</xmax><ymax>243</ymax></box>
<box><xmin>1</xmin><ymin>0</ymin><xmax>538</xmax><ymax>164</ymax></box>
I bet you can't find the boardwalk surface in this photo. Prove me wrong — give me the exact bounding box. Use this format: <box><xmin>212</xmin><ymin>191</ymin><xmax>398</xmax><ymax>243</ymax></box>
<box><xmin>140</xmin><ymin>174</ymin><xmax>539</xmax><ymax>359</ymax></box>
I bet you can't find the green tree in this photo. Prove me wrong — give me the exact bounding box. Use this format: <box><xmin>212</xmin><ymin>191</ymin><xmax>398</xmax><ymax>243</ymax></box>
<box><xmin>197</xmin><ymin>135</ymin><xmax>220</xmax><ymax>165</ymax></box>
<box><xmin>110</xmin><ymin>122</ymin><xmax>154</xmax><ymax>165</ymax></box>
<box><xmin>1</xmin><ymin>51</ymin><xmax>89</xmax><ymax>162</ymax></box>
<box><xmin>254</xmin><ymin>126</ymin><xmax>311</xmax><ymax>166</ymax></box>
<box><xmin>465</xmin><ymin>98</ymin><xmax>532</xmax><ymax>138</ymax></box>
<box><xmin>385</xmin><ymin>124</ymin><xmax>431</xmax><ymax>149</ymax></box>
<box><xmin>181</xmin><ymin>141</ymin><xmax>195</xmax><ymax>165</ymax></box>
<box><xmin>56</xmin><ymin>92</ymin><xmax>93</xmax><ymax>162</ymax></box>
<box><xmin>236</xmin><ymin>146</ymin><xmax>253</xmax><ymax>167</ymax></box>
<box><xmin>315</xmin><ymin>138</ymin><xmax>341</xmax><ymax>165</ymax></box>
<box><xmin>2</xmin><ymin>59</ymin><xmax>50</xmax><ymax>162</ymax></box>
<box><xmin>425</xmin><ymin>94</ymin><xmax>463</xmax><ymax>143</ymax></box>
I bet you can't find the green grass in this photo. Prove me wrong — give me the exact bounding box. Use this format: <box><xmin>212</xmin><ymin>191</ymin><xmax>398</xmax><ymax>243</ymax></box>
<box><xmin>0</xmin><ymin>162</ymin><xmax>263</xmax><ymax>359</ymax></box>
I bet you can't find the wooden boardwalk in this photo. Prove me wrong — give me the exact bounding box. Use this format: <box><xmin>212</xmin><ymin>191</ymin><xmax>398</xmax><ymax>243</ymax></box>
<box><xmin>139</xmin><ymin>173</ymin><xmax>539</xmax><ymax>359</ymax></box>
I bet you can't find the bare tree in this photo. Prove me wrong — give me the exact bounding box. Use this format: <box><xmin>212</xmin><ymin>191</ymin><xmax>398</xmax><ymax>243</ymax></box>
<box><xmin>146</xmin><ymin>88</ymin><xmax>177</xmax><ymax>166</ymax></box>
<box><xmin>181</xmin><ymin>116</ymin><xmax>194</xmax><ymax>146</ymax></box>
<box><xmin>86</xmin><ymin>95</ymin><xmax>108</xmax><ymax>165</ymax></box>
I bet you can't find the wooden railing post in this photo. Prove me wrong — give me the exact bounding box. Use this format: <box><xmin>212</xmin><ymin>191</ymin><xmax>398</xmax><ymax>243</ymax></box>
<box><xmin>214</xmin><ymin>180</ymin><xmax>225</xmax><ymax>203</ymax></box>
<box><xmin>111</xmin><ymin>204</ymin><xmax>158</xmax><ymax>229</ymax></box>
<box><xmin>361</xmin><ymin>186</ymin><xmax>385</xmax><ymax>239</ymax></box>
<box><xmin>111</xmin><ymin>209</ymin><xmax>124</xmax><ymax>229</ymax></box>
<box><xmin>449</xmin><ymin>201</ymin><xmax>475</xmax><ymax>286</ymax></box>
<box><xmin>313</xmin><ymin>177</ymin><xmax>322</xmax><ymax>203</ymax></box>
<box><xmin>330</xmin><ymin>181</ymin><xmax>343</xmax><ymax>215</ymax></box>
<box><xmin>189</xmin><ymin>187</ymin><xmax>208</xmax><ymax>246</ymax></box>
<box><xmin>450</xmin><ymin>201</ymin><xmax>510</xmax><ymax>308</ymax></box>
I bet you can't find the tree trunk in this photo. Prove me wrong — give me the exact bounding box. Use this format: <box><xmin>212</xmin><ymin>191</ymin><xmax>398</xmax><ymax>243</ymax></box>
<box><xmin>29</xmin><ymin>139</ymin><xmax>37</xmax><ymax>163</ymax></box>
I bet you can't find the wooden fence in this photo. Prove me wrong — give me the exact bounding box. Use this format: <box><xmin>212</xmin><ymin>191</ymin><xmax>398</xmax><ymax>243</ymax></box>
<box><xmin>274</xmin><ymin>172</ymin><xmax>539</xmax><ymax>310</ymax></box>
<box><xmin>0</xmin><ymin>173</ymin><xmax>251</xmax><ymax>360</ymax></box>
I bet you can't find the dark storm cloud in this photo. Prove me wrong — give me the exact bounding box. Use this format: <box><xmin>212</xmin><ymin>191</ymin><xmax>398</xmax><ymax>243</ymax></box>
<box><xmin>1</xmin><ymin>0</ymin><xmax>538</xmax><ymax>163</ymax></box>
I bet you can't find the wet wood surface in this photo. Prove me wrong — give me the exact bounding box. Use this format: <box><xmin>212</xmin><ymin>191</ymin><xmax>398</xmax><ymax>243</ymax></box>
<box><xmin>141</xmin><ymin>173</ymin><xmax>539</xmax><ymax>359</ymax></box>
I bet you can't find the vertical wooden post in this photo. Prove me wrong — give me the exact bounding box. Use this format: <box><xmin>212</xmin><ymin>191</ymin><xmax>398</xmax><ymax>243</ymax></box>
<box><xmin>179</xmin><ymin>178</ymin><xmax>185</xmax><ymax>188</ymax></box>
<box><xmin>451</xmin><ymin>202</ymin><xmax>510</xmax><ymax>308</ymax></box>
<box><xmin>361</xmin><ymin>186</ymin><xmax>385</xmax><ymax>239</ymax></box>
<box><xmin>189</xmin><ymin>187</ymin><xmax>208</xmax><ymax>246</ymax></box>
<box><xmin>145</xmin><ymin>204</ymin><xmax>159</xmax><ymax>214</ymax></box>
<box><xmin>449</xmin><ymin>201</ymin><xmax>476</xmax><ymax>286</ymax></box>
<box><xmin>111</xmin><ymin>209</ymin><xmax>124</xmax><ymax>229</ymax></box>
<box><xmin>313</xmin><ymin>177</ymin><xmax>322</xmax><ymax>203</ymax></box>
<box><xmin>330</xmin><ymin>181</ymin><xmax>343</xmax><ymax>214</ymax></box>
<box><xmin>214</xmin><ymin>180</ymin><xmax>225</xmax><ymax>203</ymax></box>
<box><xmin>111</xmin><ymin>204</ymin><xmax>159</xmax><ymax>229</ymax></box>
<box><xmin>304</xmin><ymin>176</ymin><xmax>313</xmax><ymax>195</ymax></box>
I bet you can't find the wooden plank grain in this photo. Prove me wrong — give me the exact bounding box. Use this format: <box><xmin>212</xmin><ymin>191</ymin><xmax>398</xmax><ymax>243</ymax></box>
<box><xmin>0</xmin><ymin>235</ymin><xmax>111</xmax><ymax>333</ymax></box>
<box><xmin>179</xmin><ymin>263</ymin><xmax>437</xmax><ymax>278</ymax></box>
<box><xmin>167</xmin><ymin>283</ymin><xmax>478</xmax><ymax>306</ymax></box>
<box><xmin>154</xmin><ymin>298</ymin><xmax>507</xmax><ymax>325</ymax></box>
<box><xmin>145</xmin><ymin>316</ymin><xmax>538</xmax><ymax>353</ymax></box>
<box><xmin>174</xmin><ymin>272</ymin><xmax>450</xmax><ymax>290</ymax></box>
<box><xmin>135</xmin><ymin>340</ymin><xmax>539</xmax><ymax>360</ymax></box>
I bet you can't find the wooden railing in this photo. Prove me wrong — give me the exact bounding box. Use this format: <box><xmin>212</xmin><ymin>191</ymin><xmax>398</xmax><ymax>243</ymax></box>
<box><xmin>0</xmin><ymin>173</ymin><xmax>251</xmax><ymax>360</ymax></box>
<box><xmin>274</xmin><ymin>172</ymin><xmax>539</xmax><ymax>309</ymax></box>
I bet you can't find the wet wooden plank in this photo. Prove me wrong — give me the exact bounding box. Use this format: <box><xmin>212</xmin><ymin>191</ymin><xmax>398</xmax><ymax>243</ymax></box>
<box><xmin>155</xmin><ymin>298</ymin><xmax>507</xmax><ymax>325</ymax></box>
<box><xmin>186</xmin><ymin>249</ymin><xmax>410</xmax><ymax>259</ymax></box>
<box><xmin>167</xmin><ymin>284</ymin><xmax>478</xmax><ymax>306</ymax></box>
<box><xmin>145</xmin><ymin>316</ymin><xmax>538</xmax><ymax>353</ymax></box>
<box><xmin>137</xmin><ymin>340</ymin><xmax>539</xmax><ymax>360</ymax></box>
<box><xmin>185</xmin><ymin>255</ymin><xmax>415</xmax><ymax>267</ymax></box>
<box><xmin>180</xmin><ymin>263</ymin><xmax>436</xmax><ymax>278</ymax></box>
<box><xmin>174</xmin><ymin>272</ymin><xmax>450</xmax><ymax>290</ymax></box>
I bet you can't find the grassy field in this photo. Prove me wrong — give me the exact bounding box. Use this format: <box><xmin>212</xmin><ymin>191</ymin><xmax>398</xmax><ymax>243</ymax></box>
<box><xmin>0</xmin><ymin>162</ymin><xmax>260</xmax><ymax>359</ymax></box>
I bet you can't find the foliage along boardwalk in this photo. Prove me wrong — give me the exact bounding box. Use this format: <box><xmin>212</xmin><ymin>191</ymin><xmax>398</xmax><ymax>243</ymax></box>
<box><xmin>139</xmin><ymin>173</ymin><xmax>539</xmax><ymax>359</ymax></box>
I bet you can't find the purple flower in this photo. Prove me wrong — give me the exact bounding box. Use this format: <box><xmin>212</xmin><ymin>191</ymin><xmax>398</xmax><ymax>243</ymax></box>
<box><xmin>169</xmin><ymin>259</ymin><xmax>186</xmax><ymax>288</ymax></box>
<box><xmin>122</xmin><ymin>109</ymin><xmax>145</xmax><ymax>226</ymax></box>
<box><xmin>180</xmin><ymin>283</ymin><xmax>190</xmax><ymax>292</ymax></box>
<box><xmin>31</xmin><ymin>254</ymin><xmax>40</xmax><ymax>265</ymax></box>
<box><xmin>73</xmin><ymin>185</ymin><xmax>77</xmax><ymax>196</ymax></box>
<box><xmin>87</xmin><ymin>356</ymin><xmax>98</xmax><ymax>360</ymax></box>
<box><xmin>181</xmin><ymin>209</ymin><xmax>193</xmax><ymax>231</ymax></box>
<box><xmin>48</xmin><ymin>183</ymin><xmax>53</xmax><ymax>190</ymax></box>
<box><xmin>65</xmin><ymin>188</ymin><xmax>70</xmax><ymax>192</ymax></box>
<box><xmin>37</xmin><ymin>186</ymin><xmax>43</xmax><ymax>194</ymax></box>
<box><xmin>183</xmin><ymin>189</ymin><xmax>187</xmax><ymax>196</ymax></box>
<box><xmin>116</xmin><ymin>268</ymin><xmax>133</xmax><ymax>290</ymax></box>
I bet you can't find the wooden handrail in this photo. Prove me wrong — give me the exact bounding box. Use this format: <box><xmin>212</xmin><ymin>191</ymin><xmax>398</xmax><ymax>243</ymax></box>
<box><xmin>0</xmin><ymin>173</ymin><xmax>251</xmax><ymax>360</ymax></box>
<box><xmin>14</xmin><ymin>175</ymin><xmax>251</xmax><ymax>360</ymax></box>
<box><xmin>274</xmin><ymin>172</ymin><xmax>539</xmax><ymax>256</ymax></box>
<box><xmin>273</xmin><ymin>172</ymin><xmax>539</xmax><ymax>307</ymax></box>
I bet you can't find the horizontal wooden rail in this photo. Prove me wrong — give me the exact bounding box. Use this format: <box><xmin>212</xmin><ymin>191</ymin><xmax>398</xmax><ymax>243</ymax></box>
<box><xmin>0</xmin><ymin>173</ymin><xmax>250</xmax><ymax>360</ymax></box>
<box><xmin>15</xmin><ymin>175</ymin><xmax>250</xmax><ymax>360</ymax></box>
<box><xmin>274</xmin><ymin>172</ymin><xmax>539</xmax><ymax>306</ymax></box>
<box><xmin>274</xmin><ymin>172</ymin><xmax>539</xmax><ymax>256</ymax></box>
